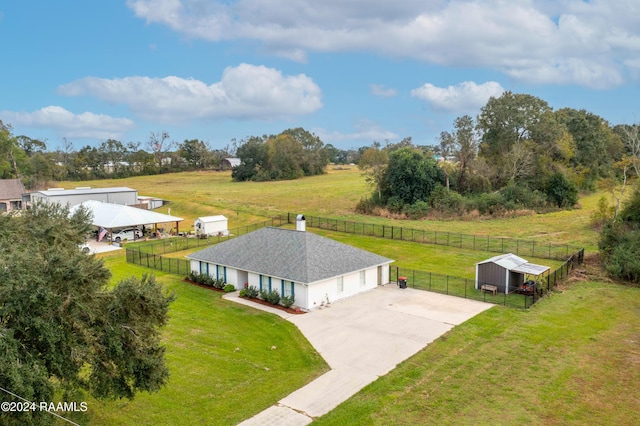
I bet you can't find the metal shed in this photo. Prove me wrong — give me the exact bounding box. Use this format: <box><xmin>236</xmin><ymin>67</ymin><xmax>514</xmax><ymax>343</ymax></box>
<box><xmin>475</xmin><ymin>253</ymin><xmax>550</xmax><ymax>295</ymax></box>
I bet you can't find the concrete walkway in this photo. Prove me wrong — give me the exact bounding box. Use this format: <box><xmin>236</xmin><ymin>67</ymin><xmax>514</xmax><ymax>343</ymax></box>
<box><xmin>226</xmin><ymin>285</ymin><xmax>492</xmax><ymax>425</ymax></box>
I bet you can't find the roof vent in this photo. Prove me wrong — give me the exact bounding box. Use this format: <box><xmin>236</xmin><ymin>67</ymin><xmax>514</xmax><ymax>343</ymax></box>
<box><xmin>296</xmin><ymin>214</ymin><xmax>306</xmax><ymax>232</ymax></box>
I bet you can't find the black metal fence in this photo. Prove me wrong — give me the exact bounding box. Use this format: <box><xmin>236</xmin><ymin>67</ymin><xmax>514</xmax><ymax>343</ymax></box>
<box><xmin>390</xmin><ymin>248</ymin><xmax>585</xmax><ymax>308</ymax></box>
<box><xmin>126</xmin><ymin>249</ymin><xmax>191</xmax><ymax>275</ymax></box>
<box><xmin>125</xmin><ymin>215</ymin><xmax>287</xmax><ymax>273</ymax></box>
<box><xmin>287</xmin><ymin>213</ymin><xmax>580</xmax><ymax>261</ymax></box>
<box><xmin>129</xmin><ymin>215</ymin><xmax>287</xmax><ymax>255</ymax></box>
<box><xmin>125</xmin><ymin>212</ymin><xmax>585</xmax><ymax>309</ymax></box>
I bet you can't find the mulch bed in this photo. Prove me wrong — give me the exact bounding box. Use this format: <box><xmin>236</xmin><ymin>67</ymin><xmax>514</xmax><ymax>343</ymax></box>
<box><xmin>182</xmin><ymin>279</ymin><xmax>305</xmax><ymax>314</ymax></box>
<box><xmin>239</xmin><ymin>296</ymin><xmax>306</xmax><ymax>315</ymax></box>
<box><xmin>182</xmin><ymin>278</ymin><xmax>226</xmax><ymax>293</ymax></box>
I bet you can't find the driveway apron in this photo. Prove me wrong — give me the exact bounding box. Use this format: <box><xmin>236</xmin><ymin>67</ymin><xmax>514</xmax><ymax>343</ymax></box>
<box><xmin>230</xmin><ymin>284</ymin><xmax>492</xmax><ymax>425</ymax></box>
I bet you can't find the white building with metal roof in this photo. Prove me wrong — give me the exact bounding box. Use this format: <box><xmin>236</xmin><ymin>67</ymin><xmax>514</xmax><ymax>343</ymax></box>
<box><xmin>27</xmin><ymin>187</ymin><xmax>138</xmax><ymax>207</ymax></box>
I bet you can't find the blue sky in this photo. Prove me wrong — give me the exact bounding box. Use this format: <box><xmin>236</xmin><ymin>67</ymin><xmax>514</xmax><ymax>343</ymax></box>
<box><xmin>1</xmin><ymin>1</ymin><xmax>639</xmax><ymax>152</ymax></box>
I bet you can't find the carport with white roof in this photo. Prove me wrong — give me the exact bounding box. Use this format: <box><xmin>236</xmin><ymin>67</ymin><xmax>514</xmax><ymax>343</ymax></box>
<box><xmin>70</xmin><ymin>200</ymin><xmax>183</xmax><ymax>242</ymax></box>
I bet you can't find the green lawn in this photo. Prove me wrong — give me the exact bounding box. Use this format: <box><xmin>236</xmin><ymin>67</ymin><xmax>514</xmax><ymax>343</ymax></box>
<box><xmin>84</xmin><ymin>253</ymin><xmax>328</xmax><ymax>425</ymax></box>
<box><xmin>315</xmin><ymin>279</ymin><xmax>640</xmax><ymax>425</ymax></box>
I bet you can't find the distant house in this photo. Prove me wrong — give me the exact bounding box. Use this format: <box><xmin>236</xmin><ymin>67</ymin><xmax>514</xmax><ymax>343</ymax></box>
<box><xmin>26</xmin><ymin>187</ymin><xmax>138</xmax><ymax>207</ymax></box>
<box><xmin>221</xmin><ymin>158</ymin><xmax>241</xmax><ymax>169</ymax></box>
<box><xmin>0</xmin><ymin>179</ymin><xmax>25</xmax><ymax>212</ymax></box>
<box><xmin>187</xmin><ymin>218</ymin><xmax>393</xmax><ymax>311</ymax></box>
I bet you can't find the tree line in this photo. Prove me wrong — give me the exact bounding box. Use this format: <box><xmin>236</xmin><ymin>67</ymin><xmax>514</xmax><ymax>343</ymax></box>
<box><xmin>0</xmin><ymin>120</ymin><xmax>366</xmax><ymax>188</ymax></box>
<box><xmin>357</xmin><ymin>91</ymin><xmax>640</xmax><ymax>218</ymax></box>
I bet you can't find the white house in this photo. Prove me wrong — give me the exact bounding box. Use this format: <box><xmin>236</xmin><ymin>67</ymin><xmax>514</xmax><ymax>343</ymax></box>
<box><xmin>186</xmin><ymin>221</ymin><xmax>393</xmax><ymax>311</ymax></box>
<box><xmin>194</xmin><ymin>215</ymin><xmax>229</xmax><ymax>236</ymax></box>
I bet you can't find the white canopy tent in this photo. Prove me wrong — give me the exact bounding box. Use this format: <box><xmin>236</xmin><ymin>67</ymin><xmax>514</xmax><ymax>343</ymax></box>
<box><xmin>70</xmin><ymin>200</ymin><xmax>183</xmax><ymax>240</ymax></box>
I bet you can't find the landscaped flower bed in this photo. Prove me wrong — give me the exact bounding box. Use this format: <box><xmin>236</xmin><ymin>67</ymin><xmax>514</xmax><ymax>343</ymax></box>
<box><xmin>240</xmin><ymin>285</ymin><xmax>304</xmax><ymax>314</ymax></box>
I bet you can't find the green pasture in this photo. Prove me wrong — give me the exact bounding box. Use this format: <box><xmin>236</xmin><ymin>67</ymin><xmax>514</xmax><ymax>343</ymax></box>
<box><xmin>85</xmin><ymin>253</ymin><xmax>328</xmax><ymax>425</ymax></box>
<box><xmin>55</xmin><ymin>168</ymin><xmax>603</xmax><ymax>248</ymax></box>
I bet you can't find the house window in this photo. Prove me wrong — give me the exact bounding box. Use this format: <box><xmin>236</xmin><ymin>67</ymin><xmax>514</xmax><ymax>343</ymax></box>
<box><xmin>217</xmin><ymin>265</ymin><xmax>226</xmax><ymax>281</ymax></box>
<box><xmin>360</xmin><ymin>270</ymin><xmax>366</xmax><ymax>287</ymax></box>
<box><xmin>284</xmin><ymin>281</ymin><xmax>295</xmax><ymax>297</ymax></box>
<box><xmin>337</xmin><ymin>276</ymin><xmax>344</xmax><ymax>293</ymax></box>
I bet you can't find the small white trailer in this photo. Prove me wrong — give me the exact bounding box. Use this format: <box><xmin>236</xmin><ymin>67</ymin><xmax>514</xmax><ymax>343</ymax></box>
<box><xmin>194</xmin><ymin>215</ymin><xmax>229</xmax><ymax>237</ymax></box>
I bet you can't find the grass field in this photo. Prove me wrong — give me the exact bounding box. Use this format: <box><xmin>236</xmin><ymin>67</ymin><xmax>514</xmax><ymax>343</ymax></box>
<box><xmin>51</xmin><ymin>170</ymin><xmax>640</xmax><ymax>425</ymax></box>
<box><xmin>314</xmin><ymin>278</ymin><xmax>640</xmax><ymax>425</ymax></box>
<box><xmin>54</xmin><ymin>168</ymin><xmax>601</xmax><ymax>249</ymax></box>
<box><xmin>83</xmin><ymin>253</ymin><xmax>328</xmax><ymax>425</ymax></box>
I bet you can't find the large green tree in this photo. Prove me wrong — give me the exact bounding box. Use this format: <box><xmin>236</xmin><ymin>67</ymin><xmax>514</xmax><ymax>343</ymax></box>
<box><xmin>381</xmin><ymin>148</ymin><xmax>445</xmax><ymax>206</ymax></box>
<box><xmin>232</xmin><ymin>136</ymin><xmax>268</xmax><ymax>181</ymax></box>
<box><xmin>556</xmin><ymin>108</ymin><xmax>623</xmax><ymax>188</ymax></box>
<box><xmin>0</xmin><ymin>203</ymin><xmax>174</xmax><ymax>425</ymax></box>
<box><xmin>280</xmin><ymin>127</ymin><xmax>328</xmax><ymax>176</ymax></box>
<box><xmin>179</xmin><ymin>139</ymin><xmax>211</xmax><ymax>170</ymax></box>
<box><xmin>477</xmin><ymin>92</ymin><xmax>553</xmax><ymax>187</ymax></box>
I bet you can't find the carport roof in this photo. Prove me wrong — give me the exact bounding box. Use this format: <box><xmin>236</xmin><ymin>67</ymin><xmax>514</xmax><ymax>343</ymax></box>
<box><xmin>477</xmin><ymin>253</ymin><xmax>549</xmax><ymax>276</ymax></box>
<box><xmin>70</xmin><ymin>200</ymin><xmax>183</xmax><ymax>229</ymax></box>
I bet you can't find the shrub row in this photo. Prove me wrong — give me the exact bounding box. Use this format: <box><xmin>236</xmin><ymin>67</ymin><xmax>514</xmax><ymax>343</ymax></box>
<box><xmin>240</xmin><ymin>285</ymin><xmax>296</xmax><ymax>309</ymax></box>
<box><xmin>187</xmin><ymin>272</ymin><xmax>235</xmax><ymax>292</ymax></box>
<box><xmin>357</xmin><ymin>182</ymin><xmax>568</xmax><ymax>219</ymax></box>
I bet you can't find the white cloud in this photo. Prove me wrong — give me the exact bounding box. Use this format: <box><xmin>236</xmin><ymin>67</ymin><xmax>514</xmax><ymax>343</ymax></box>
<box><xmin>126</xmin><ymin>0</ymin><xmax>640</xmax><ymax>89</ymax></box>
<box><xmin>411</xmin><ymin>81</ymin><xmax>505</xmax><ymax>113</ymax></box>
<box><xmin>370</xmin><ymin>84</ymin><xmax>397</xmax><ymax>98</ymax></box>
<box><xmin>58</xmin><ymin>64</ymin><xmax>322</xmax><ymax>122</ymax></box>
<box><xmin>0</xmin><ymin>106</ymin><xmax>135</xmax><ymax>140</ymax></box>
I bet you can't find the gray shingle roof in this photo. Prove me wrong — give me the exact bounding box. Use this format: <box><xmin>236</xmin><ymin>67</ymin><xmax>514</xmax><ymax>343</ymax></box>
<box><xmin>187</xmin><ymin>227</ymin><xmax>393</xmax><ymax>284</ymax></box>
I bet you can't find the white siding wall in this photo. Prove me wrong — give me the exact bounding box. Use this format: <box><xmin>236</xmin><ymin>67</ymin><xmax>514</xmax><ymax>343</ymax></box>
<box><xmin>306</xmin><ymin>266</ymin><xmax>384</xmax><ymax>309</ymax></box>
<box><xmin>188</xmin><ymin>261</ymin><xmax>391</xmax><ymax>311</ymax></box>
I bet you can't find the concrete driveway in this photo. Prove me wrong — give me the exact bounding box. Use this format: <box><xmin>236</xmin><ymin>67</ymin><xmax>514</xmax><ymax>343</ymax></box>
<box><xmin>83</xmin><ymin>239</ymin><xmax>122</xmax><ymax>254</ymax></box>
<box><xmin>229</xmin><ymin>284</ymin><xmax>492</xmax><ymax>425</ymax></box>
